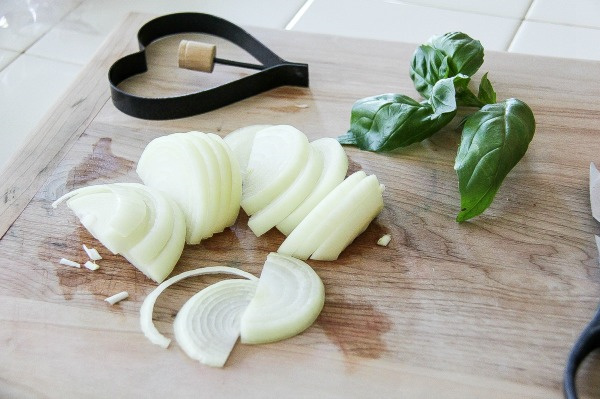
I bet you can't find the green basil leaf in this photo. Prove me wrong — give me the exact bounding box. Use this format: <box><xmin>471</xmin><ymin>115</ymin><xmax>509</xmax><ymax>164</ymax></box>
<box><xmin>429</xmin><ymin>32</ymin><xmax>484</xmax><ymax>77</ymax></box>
<box><xmin>477</xmin><ymin>72</ymin><xmax>496</xmax><ymax>105</ymax></box>
<box><xmin>409</xmin><ymin>44</ymin><xmax>450</xmax><ymax>98</ymax></box>
<box><xmin>339</xmin><ymin>78</ymin><xmax>458</xmax><ymax>152</ymax></box>
<box><xmin>454</xmin><ymin>98</ymin><xmax>535</xmax><ymax>222</ymax></box>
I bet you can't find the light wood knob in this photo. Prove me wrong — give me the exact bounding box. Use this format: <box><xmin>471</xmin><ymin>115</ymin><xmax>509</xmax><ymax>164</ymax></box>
<box><xmin>178</xmin><ymin>40</ymin><xmax>216</xmax><ymax>73</ymax></box>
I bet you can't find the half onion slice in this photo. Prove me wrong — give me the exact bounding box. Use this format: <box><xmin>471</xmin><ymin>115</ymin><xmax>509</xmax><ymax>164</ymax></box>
<box><xmin>140</xmin><ymin>266</ymin><xmax>258</xmax><ymax>349</ymax></box>
<box><xmin>174</xmin><ymin>279</ymin><xmax>257</xmax><ymax>367</ymax></box>
<box><xmin>240</xmin><ymin>253</ymin><xmax>324</xmax><ymax>345</ymax></box>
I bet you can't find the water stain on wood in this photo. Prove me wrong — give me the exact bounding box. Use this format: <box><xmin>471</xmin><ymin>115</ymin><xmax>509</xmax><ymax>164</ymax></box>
<box><xmin>66</xmin><ymin>137</ymin><xmax>135</xmax><ymax>189</ymax></box>
<box><xmin>318</xmin><ymin>298</ymin><xmax>392</xmax><ymax>361</ymax></box>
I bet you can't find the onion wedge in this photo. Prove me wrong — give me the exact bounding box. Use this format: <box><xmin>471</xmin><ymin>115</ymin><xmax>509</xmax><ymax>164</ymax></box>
<box><xmin>248</xmin><ymin>146</ymin><xmax>323</xmax><ymax>237</ymax></box>
<box><xmin>140</xmin><ymin>266</ymin><xmax>258</xmax><ymax>349</ymax></box>
<box><xmin>53</xmin><ymin>183</ymin><xmax>185</xmax><ymax>283</ymax></box>
<box><xmin>278</xmin><ymin>171</ymin><xmax>366</xmax><ymax>259</ymax></box>
<box><xmin>310</xmin><ymin>175</ymin><xmax>384</xmax><ymax>260</ymax></box>
<box><xmin>240</xmin><ymin>253</ymin><xmax>324</xmax><ymax>344</ymax></box>
<box><xmin>241</xmin><ymin>125</ymin><xmax>309</xmax><ymax>215</ymax></box>
<box><xmin>277</xmin><ymin>137</ymin><xmax>349</xmax><ymax>235</ymax></box>
<box><xmin>174</xmin><ymin>279</ymin><xmax>257</xmax><ymax>367</ymax></box>
<box><xmin>210</xmin><ymin>133</ymin><xmax>242</xmax><ymax>227</ymax></box>
<box><xmin>137</xmin><ymin>133</ymin><xmax>210</xmax><ymax>244</ymax></box>
<box><xmin>223</xmin><ymin>124</ymin><xmax>272</xmax><ymax>172</ymax></box>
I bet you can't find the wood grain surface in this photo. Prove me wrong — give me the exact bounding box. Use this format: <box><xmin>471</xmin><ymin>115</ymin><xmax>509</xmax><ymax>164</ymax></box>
<box><xmin>2</xmin><ymin>13</ymin><xmax>600</xmax><ymax>398</ymax></box>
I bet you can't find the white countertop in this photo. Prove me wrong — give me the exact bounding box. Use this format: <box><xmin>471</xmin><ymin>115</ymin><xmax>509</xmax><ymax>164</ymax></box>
<box><xmin>1</xmin><ymin>0</ymin><xmax>600</xmax><ymax>171</ymax></box>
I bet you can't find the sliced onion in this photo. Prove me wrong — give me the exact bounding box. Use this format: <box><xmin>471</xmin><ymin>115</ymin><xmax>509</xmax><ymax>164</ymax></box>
<box><xmin>241</xmin><ymin>125</ymin><xmax>309</xmax><ymax>215</ymax></box>
<box><xmin>53</xmin><ymin>183</ymin><xmax>185</xmax><ymax>283</ymax></box>
<box><xmin>240</xmin><ymin>253</ymin><xmax>324</xmax><ymax>345</ymax></box>
<box><xmin>278</xmin><ymin>171</ymin><xmax>366</xmax><ymax>259</ymax></box>
<box><xmin>140</xmin><ymin>266</ymin><xmax>258</xmax><ymax>349</ymax></box>
<box><xmin>223</xmin><ymin>124</ymin><xmax>272</xmax><ymax>172</ymax></box>
<box><xmin>210</xmin><ymin>133</ymin><xmax>242</xmax><ymax>227</ymax></box>
<box><xmin>174</xmin><ymin>279</ymin><xmax>257</xmax><ymax>367</ymax></box>
<box><xmin>277</xmin><ymin>137</ymin><xmax>349</xmax><ymax>235</ymax></box>
<box><xmin>137</xmin><ymin>133</ymin><xmax>210</xmax><ymax>244</ymax></box>
<box><xmin>310</xmin><ymin>175</ymin><xmax>384</xmax><ymax>260</ymax></box>
<box><xmin>247</xmin><ymin>146</ymin><xmax>323</xmax><ymax>237</ymax></box>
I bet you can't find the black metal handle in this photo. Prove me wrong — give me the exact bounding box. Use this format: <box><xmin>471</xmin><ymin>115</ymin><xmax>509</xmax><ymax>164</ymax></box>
<box><xmin>564</xmin><ymin>306</ymin><xmax>600</xmax><ymax>399</ymax></box>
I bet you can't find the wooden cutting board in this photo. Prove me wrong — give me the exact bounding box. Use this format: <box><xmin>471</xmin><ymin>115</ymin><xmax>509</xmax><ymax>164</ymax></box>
<box><xmin>1</xmin><ymin>13</ymin><xmax>600</xmax><ymax>398</ymax></box>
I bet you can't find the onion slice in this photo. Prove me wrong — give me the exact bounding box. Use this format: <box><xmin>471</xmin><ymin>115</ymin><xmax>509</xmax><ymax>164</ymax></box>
<box><xmin>241</xmin><ymin>125</ymin><xmax>309</xmax><ymax>215</ymax></box>
<box><xmin>240</xmin><ymin>253</ymin><xmax>324</xmax><ymax>345</ymax></box>
<box><xmin>223</xmin><ymin>124</ymin><xmax>272</xmax><ymax>172</ymax></box>
<box><xmin>174</xmin><ymin>279</ymin><xmax>257</xmax><ymax>367</ymax></box>
<box><xmin>277</xmin><ymin>137</ymin><xmax>349</xmax><ymax>235</ymax></box>
<box><xmin>247</xmin><ymin>146</ymin><xmax>323</xmax><ymax>237</ymax></box>
<box><xmin>140</xmin><ymin>266</ymin><xmax>258</xmax><ymax>349</ymax></box>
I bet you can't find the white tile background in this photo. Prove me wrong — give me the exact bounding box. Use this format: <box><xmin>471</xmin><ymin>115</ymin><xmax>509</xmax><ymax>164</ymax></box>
<box><xmin>1</xmin><ymin>0</ymin><xmax>599</xmax><ymax>170</ymax></box>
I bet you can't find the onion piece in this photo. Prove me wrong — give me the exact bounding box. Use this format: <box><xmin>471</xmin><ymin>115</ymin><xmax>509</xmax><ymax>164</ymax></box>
<box><xmin>83</xmin><ymin>244</ymin><xmax>102</xmax><ymax>261</ymax></box>
<box><xmin>310</xmin><ymin>175</ymin><xmax>384</xmax><ymax>261</ymax></box>
<box><xmin>278</xmin><ymin>171</ymin><xmax>366</xmax><ymax>259</ymax></box>
<box><xmin>241</xmin><ymin>125</ymin><xmax>309</xmax><ymax>215</ymax></box>
<box><xmin>377</xmin><ymin>234</ymin><xmax>391</xmax><ymax>247</ymax></box>
<box><xmin>277</xmin><ymin>137</ymin><xmax>349</xmax><ymax>235</ymax></box>
<box><xmin>53</xmin><ymin>185</ymin><xmax>149</xmax><ymax>254</ymax></box>
<box><xmin>105</xmin><ymin>291</ymin><xmax>129</xmax><ymax>305</ymax></box>
<box><xmin>174</xmin><ymin>279</ymin><xmax>257</xmax><ymax>367</ymax></box>
<box><xmin>137</xmin><ymin>133</ymin><xmax>210</xmax><ymax>244</ymax></box>
<box><xmin>223</xmin><ymin>125</ymin><xmax>272</xmax><ymax>172</ymax></box>
<box><xmin>59</xmin><ymin>258</ymin><xmax>80</xmax><ymax>268</ymax></box>
<box><xmin>210</xmin><ymin>133</ymin><xmax>242</xmax><ymax>227</ymax></box>
<box><xmin>248</xmin><ymin>146</ymin><xmax>323</xmax><ymax>237</ymax></box>
<box><xmin>140</xmin><ymin>266</ymin><xmax>258</xmax><ymax>349</ymax></box>
<box><xmin>84</xmin><ymin>260</ymin><xmax>99</xmax><ymax>271</ymax></box>
<box><xmin>54</xmin><ymin>183</ymin><xmax>186</xmax><ymax>283</ymax></box>
<box><xmin>240</xmin><ymin>253</ymin><xmax>324</xmax><ymax>344</ymax></box>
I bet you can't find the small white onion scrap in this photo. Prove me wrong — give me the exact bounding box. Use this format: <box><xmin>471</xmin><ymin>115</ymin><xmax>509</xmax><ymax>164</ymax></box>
<box><xmin>377</xmin><ymin>234</ymin><xmax>391</xmax><ymax>247</ymax></box>
<box><xmin>59</xmin><ymin>258</ymin><xmax>80</xmax><ymax>268</ymax></box>
<box><xmin>84</xmin><ymin>260</ymin><xmax>99</xmax><ymax>271</ymax></box>
<box><xmin>83</xmin><ymin>244</ymin><xmax>102</xmax><ymax>261</ymax></box>
<box><xmin>105</xmin><ymin>291</ymin><xmax>129</xmax><ymax>305</ymax></box>
<box><xmin>174</xmin><ymin>279</ymin><xmax>257</xmax><ymax>367</ymax></box>
<box><xmin>140</xmin><ymin>266</ymin><xmax>258</xmax><ymax>349</ymax></box>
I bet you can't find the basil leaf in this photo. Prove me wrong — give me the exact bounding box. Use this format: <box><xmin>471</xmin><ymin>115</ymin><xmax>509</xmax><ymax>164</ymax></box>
<box><xmin>477</xmin><ymin>72</ymin><xmax>496</xmax><ymax>105</ymax></box>
<box><xmin>454</xmin><ymin>98</ymin><xmax>535</xmax><ymax>222</ymax></box>
<box><xmin>429</xmin><ymin>32</ymin><xmax>484</xmax><ymax>78</ymax></box>
<box><xmin>409</xmin><ymin>45</ymin><xmax>450</xmax><ymax>98</ymax></box>
<box><xmin>339</xmin><ymin>78</ymin><xmax>458</xmax><ymax>152</ymax></box>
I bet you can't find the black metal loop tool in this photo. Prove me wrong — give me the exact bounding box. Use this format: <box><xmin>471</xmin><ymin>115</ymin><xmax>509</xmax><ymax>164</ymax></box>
<box><xmin>108</xmin><ymin>13</ymin><xmax>309</xmax><ymax>120</ymax></box>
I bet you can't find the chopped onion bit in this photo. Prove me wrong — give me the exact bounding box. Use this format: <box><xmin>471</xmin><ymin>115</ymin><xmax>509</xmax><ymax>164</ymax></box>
<box><xmin>240</xmin><ymin>253</ymin><xmax>324</xmax><ymax>345</ymax></box>
<box><xmin>174</xmin><ymin>279</ymin><xmax>257</xmax><ymax>367</ymax></box>
<box><xmin>84</xmin><ymin>260</ymin><xmax>99</xmax><ymax>271</ymax></box>
<box><xmin>59</xmin><ymin>258</ymin><xmax>80</xmax><ymax>268</ymax></box>
<box><xmin>140</xmin><ymin>266</ymin><xmax>258</xmax><ymax>349</ymax></box>
<box><xmin>83</xmin><ymin>244</ymin><xmax>102</xmax><ymax>261</ymax></box>
<box><xmin>377</xmin><ymin>234</ymin><xmax>391</xmax><ymax>247</ymax></box>
<box><xmin>105</xmin><ymin>291</ymin><xmax>129</xmax><ymax>305</ymax></box>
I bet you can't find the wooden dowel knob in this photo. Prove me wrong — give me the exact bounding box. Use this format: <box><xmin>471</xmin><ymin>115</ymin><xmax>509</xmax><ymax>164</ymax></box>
<box><xmin>178</xmin><ymin>40</ymin><xmax>216</xmax><ymax>73</ymax></box>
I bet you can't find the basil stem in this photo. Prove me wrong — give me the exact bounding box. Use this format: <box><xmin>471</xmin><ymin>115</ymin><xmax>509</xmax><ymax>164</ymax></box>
<box><xmin>339</xmin><ymin>78</ymin><xmax>458</xmax><ymax>152</ymax></box>
<box><xmin>454</xmin><ymin>98</ymin><xmax>535</xmax><ymax>222</ymax></box>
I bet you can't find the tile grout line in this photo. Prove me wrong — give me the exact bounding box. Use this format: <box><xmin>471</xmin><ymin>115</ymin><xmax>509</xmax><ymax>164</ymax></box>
<box><xmin>285</xmin><ymin>0</ymin><xmax>316</xmax><ymax>30</ymax></box>
<box><xmin>0</xmin><ymin>0</ymin><xmax>85</xmax><ymax>74</ymax></box>
<box><xmin>506</xmin><ymin>0</ymin><xmax>536</xmax><ymax>52</ymax></box>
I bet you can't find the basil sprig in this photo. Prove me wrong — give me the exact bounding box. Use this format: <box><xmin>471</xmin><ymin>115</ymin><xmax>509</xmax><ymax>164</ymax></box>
<box><xmin>339</xmin><ymin>32</ymin><xmax>536</xmax><ymax>221</ymax></box>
